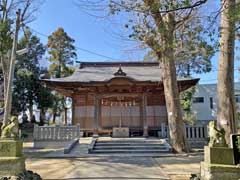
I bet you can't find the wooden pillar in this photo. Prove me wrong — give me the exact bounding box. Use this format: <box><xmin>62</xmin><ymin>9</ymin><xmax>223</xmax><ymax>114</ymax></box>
<box><xmin>71</xmin><ymin>97</ymin><xmax>76</xmax><ymax>125</ymax></box>
<box><xmin>98</xmin><ymin>99</ymin><xmax>102</xmax><ymax>130</ymax></box>
<box><xmin>93</xmin><ymin>95</ymin><xmax>100</xmax><ymax>137</ymax></box>
<box><xmin>142</xmin><ymin>94</ymin><xmax>148</xmax><ymax>137</ymax></box>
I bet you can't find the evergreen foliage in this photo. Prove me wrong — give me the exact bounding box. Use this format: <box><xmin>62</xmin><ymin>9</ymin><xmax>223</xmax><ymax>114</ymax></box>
<box><xmin>47</xmin><ymin>27</ymin><xmax>77</xmax><ymax>78</ymax></box>
<box><xmin>12</xmin><ymin>31</ymin><xmax>48</xmax><ymax>121</ymax></box>
<box><xmin>47</xmin><ymin>27</ymin><xmax>77</xmax><ymax>123</ymax></box>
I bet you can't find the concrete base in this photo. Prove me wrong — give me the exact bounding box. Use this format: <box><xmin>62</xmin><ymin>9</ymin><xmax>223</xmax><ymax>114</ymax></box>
<box><xmin>200</xmin><ymin>162</ymin><xmax>240</xmax><ymax>180</ymax></box>
<box><xmin>112</xmin><ymin>127</ymin><xmax>129</xmax><ymax>138</ymax></box>
<box><xmin>0</xmin><ymin>139</ymin><xmax>23</xmax><ymax>157</ymax></box>
<box><xmin>0</xmin><ymin>139</ymin><xmax>25</xmax><ymax>177</ymax></box>
<box><xmin>204</xmin><ymin>146</ymin><xmax>234</xmax><ymax>165</ymax></box>
<box><xmin>0</xmin><ymin>157</ymin><xmax>25</xmax><ymax>176</ymax></box>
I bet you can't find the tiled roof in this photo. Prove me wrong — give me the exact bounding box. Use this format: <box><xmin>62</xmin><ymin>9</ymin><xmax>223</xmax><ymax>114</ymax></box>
<box><xmin>42</xmin><ymin>61</ymin><xmax>194</xmax><ymax>83</ymax></box>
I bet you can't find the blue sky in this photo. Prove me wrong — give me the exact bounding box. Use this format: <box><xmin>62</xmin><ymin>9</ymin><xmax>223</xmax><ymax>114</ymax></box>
<box><xmin>28</xmin><ymin>0</ymin><xmax>240</xmax><ymax>85</ymax></box>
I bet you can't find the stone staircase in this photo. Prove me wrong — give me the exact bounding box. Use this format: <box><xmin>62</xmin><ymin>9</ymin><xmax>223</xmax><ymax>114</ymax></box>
<box><xmin>89</xmin><ymin>138</ymin><xmax>172</xmax><ymax>154</ymax></box>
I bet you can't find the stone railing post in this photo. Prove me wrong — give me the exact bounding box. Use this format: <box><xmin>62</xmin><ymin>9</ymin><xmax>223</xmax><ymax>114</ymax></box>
<box><xmin>55</xmin><ymin>125</ymin><xmax>60</xmax><ymax>140</ymax></box>
<box><xmin>161</xmin><ymin>123</ymin><xmax>166</xmax><ymax>138</ymax></box>
<box><xmin>33</xmin><ymin>124</ymin><xmax>39</xmax><ymax>140</ymax></box>
<box><xmin>76</xmin><ymin>123</ymin><xmax>80</xmax><ymax>138</ymax></box>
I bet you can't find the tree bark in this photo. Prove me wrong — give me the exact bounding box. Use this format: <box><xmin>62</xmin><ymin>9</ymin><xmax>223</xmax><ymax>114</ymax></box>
<box><xmin>29</xmin><ymin>105</ymin><xmax>33</xmax><ymax>123</ymax></box>
<box><xmin>64</xmin><ymin>107</ymin><xmax>68</xmax><ymax>125</ymax></box>
<box><xmin>217</xmin><ymin>0</ymin><xmax>236</xmax><ymax>144</ymax></box>
<box><xmin>143</xmin><ymin>0</ymin><xmax>189</xmax><ymax>152</ymax></box>
<box><xmin>39</xmin><ymin>108</ymin><xmax>46</xmax><ymax>126</ymax></box>
<box><xmin>52</xmin><ymin>111</ymin><xmax>56</xmax><ymax>124</ymax></box>
<box><xmin>158</xmin><ymin>12</ymin><xmax>189</xmax><ymax>153</ymax></box>
<box><xmin>1</xmin><ymin>51</ymin><xmax>11</xmax><ymax>104</ymax></box>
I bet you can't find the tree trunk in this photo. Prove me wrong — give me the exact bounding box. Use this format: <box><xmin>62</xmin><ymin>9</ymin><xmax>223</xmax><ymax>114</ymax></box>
<box><xmin>52</xmin><ymin>111</ymin><xmax>56</xmax><ymax>124</ymax></box>
<box><xmin>64</xmin><ymin>107</ymin><xmax>68</xmax><ymax>125</ymax></box>
<box><xmin>39</xmin><ymin>108</ymin><xmax>46</xmax><ymax>126</ymax></box>
<box><xmin>1</xmin><ymin>51</ymin><xmax>11</xmax><ymax>103</ymax></box>
<box><xmin>29</xmin><ymin>105</ymin><xmax>33</xmax><ymax>123</ymax></box>
<box><xmin>217</xmin><ymin>0</ymin><xmax>236</xmax><ymax>144</ymax></box>
<box><xmin>159</xmin><ymin>12</ymin><xmax>189</xmax><ymax>153</ymax></box>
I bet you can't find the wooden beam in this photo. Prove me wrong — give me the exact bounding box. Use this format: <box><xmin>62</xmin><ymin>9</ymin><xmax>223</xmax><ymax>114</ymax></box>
<box><xmin>93</xmin><ymin>95</ymin><xmax>100</xmax><ymax>137</ymax></box>
<box><xmin>142</xmin><ymin>94</ymin><xmax>148</xmax><ymax>137</ymax></box>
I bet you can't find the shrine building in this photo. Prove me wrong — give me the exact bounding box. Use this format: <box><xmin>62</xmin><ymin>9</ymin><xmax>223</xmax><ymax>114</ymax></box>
<box><xmin>42</xmin><ymin>62</ymin><xmax>199</xmax><ymax>137</ymax></box>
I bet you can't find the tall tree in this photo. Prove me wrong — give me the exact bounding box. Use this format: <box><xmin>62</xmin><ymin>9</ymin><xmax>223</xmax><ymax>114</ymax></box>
<box><xmin>0</xmin><ymin>0</ymin><xmax>40</xmax><ymax>101</ymax></box>
<box><xmin>47</xmin><ymin>27</ymin><xmax>77</xmax><ymax>124</ymax></box>
<box><xmin>47</xmin><ymin>27</ymin><xmax>77</xmax><ymax>78</ymax></box>
<box><xmin>105</xmin><ymin>0</ymin><xmax>208</xmax><ymax>152</ymax></box>
<box><xmin>0</xmin><ymin>0</ymin><xmax>42</xmax><ymax>129</ymax></box>
<box><xmin>12</xmin><ymin>30</ymin><xmax>45</xmax><ymax>121</ymax></box>
<box><xmin>217</xmin><ymin>0</ymin><xmax>237</xmax><ymax>144</ymax></box>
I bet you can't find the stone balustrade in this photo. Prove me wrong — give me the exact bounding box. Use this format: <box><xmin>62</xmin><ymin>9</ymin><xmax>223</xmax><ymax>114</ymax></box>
<box><xmin>33</xmin><ymin>124</ymin><xmax>80</xmax><ymax>141</ymax></box>
<box><xmin>33</xmin><ymin>124</ymin><xmax>81</xmax><ymax>148</ymax></box>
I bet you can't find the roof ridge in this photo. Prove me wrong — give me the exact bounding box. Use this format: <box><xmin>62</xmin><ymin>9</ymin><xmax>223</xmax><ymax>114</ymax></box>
<box><xmin>79</xmin><ymin>61</ymin><xmax>159</xmax><ymax>68</ymax></box>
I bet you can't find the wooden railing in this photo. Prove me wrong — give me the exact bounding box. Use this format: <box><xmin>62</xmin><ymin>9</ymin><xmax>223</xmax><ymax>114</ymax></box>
<box><xmin>33</xmin><ymin>124</ymin><xmax>80</xmax><ymax>141</ymax></box>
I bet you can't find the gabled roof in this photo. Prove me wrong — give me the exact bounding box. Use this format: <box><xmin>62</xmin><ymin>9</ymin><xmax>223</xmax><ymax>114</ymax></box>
<box><xmin>42</xmin><ymin>61</ymin><xmax>196</xmax><ymax>83</ymax></box>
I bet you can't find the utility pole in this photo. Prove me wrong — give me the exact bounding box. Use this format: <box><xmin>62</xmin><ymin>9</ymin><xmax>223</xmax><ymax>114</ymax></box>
<box><xmin>2</xmin><ymin>9</ymin><xmax>21</xmax><ymax>127</ymax></box>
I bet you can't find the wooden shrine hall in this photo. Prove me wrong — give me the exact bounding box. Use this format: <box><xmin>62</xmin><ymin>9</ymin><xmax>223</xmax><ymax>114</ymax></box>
<box><xmin>42</xmin><ymin>62</ymin><xmax>199</xmax><ymax>137</ymax></box>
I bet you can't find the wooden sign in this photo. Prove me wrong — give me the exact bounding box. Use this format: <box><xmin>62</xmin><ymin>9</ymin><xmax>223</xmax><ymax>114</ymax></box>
<box><xmin>230</xmin><ymin>134</ymin><xmax>240</xmax><ymax>165</ymax></box>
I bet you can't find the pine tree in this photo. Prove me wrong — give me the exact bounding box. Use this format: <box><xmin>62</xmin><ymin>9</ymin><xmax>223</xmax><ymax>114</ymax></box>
<box><xmin>47</xmin><ymin>27</ymin><xmax>77</xmax><ymax>124</ymax></box>
<box><xmin>47</xmin><ymin>27</ymin><xmax>77</xmax><ymax>78</ymax></box>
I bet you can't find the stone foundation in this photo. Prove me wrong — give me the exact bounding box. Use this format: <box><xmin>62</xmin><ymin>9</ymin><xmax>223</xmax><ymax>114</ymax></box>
<box><xmin>204</xmin><ymin>146</ymin><xmax>234</xmax><ymax>165</ymax></box>
<box><xmin>201</xmin><ymin>146</ymin><xmax>240</xmax><ymax>180</ymax></box>
<box><xmin>0</xmin><ymin>139</ymin><xmax>23</xmax><ymax>157</ymax></box>
<box><xmin>0</xmin><ymin>139</ymin><xmax>25</xmax><ymax>177</ymax></box>
<box><xmin>201</xmin><ymin>162</ymin><xmax>240</xmax><ymax>180</ymax></box>
<box><xmin>33</xmin><ymin>141</ymin><xmax>69</xmax><ymax>148</ymax></box>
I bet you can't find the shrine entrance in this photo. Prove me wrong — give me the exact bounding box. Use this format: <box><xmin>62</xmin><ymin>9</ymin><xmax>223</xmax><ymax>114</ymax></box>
<box><xmin>100</xmin><ymin>95</ymin><xmax>144</xmax><ymax>136</ymax></box>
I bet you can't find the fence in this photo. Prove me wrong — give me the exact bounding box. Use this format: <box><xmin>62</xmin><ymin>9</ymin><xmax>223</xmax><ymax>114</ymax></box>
<box><xmin>158</xmin><ymin>123</ymin><xmax>208</xmax><ymax>148</ymax></box>
<box><xmin>159</xmin><ymin>123</ymin><xmax>208</xmax><ymax>140</ymax></box>
<box><xmin>33</xmin><ymin>124</ymin><xmax>81</xmax><ymax>141</ymax></box>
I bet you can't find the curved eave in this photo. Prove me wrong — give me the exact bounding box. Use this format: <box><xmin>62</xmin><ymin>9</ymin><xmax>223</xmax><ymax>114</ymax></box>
<box><xmin>41</xmin><ymin>78</ymin><xmax>160</xmax><ymax>87</ymax></box>
<box><xmin>41</xmin><ymin>78</ymin><xmax>199</xmax><ymax>90</ymax></box>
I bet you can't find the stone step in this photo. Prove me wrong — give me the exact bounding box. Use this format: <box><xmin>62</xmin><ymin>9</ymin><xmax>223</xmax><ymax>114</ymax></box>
<box><xmin>96</xmin><ymin>141</ymin><xmax>165</xmax><ymax>144</ymax></box>
<box><xmin>90</xmin><ymin>149</ymin><xmax>170</xmax><ymax>153</ymax></box>
<box><xmin>94</xmin><ymin>145</ymin><xmax>168</xmax><ymax>150</ymax></box>
<box><xmin>89</xmin><ymin>138</ymin><xmax>171</xmax><ymax>154</ymax></box>
<box><xmin>96</xmin><ymin>140</ymin><xmax>165</xmax><ymax>144</ymax></box>
<box><xmin>95</xmin><ymin>142</ymin><xmax>166</xmax><ymax>146</ymax></box>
